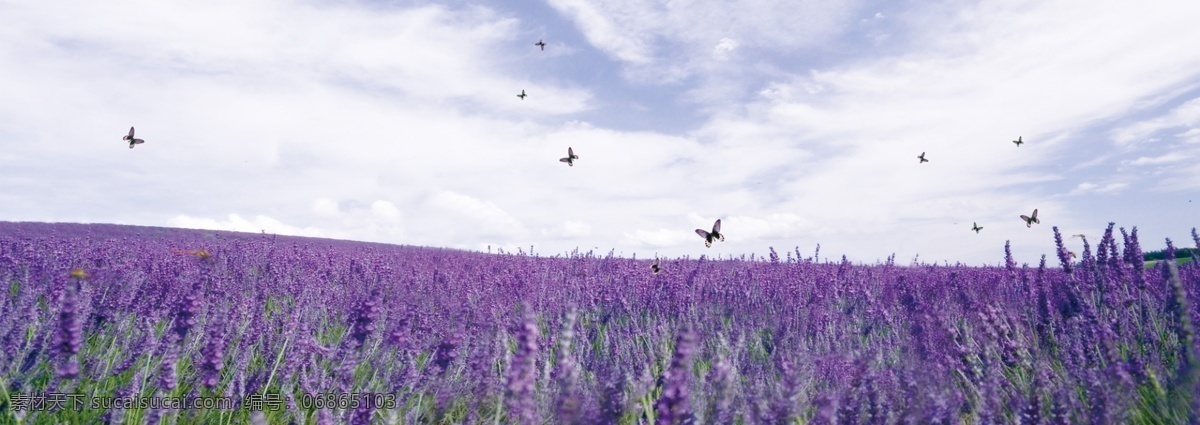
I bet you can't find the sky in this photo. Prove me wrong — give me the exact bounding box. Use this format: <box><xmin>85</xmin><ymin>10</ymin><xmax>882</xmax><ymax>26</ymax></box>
<box><xmin>1</xmin><ymin>0</ymin><xmax>1198</xmax><ymax>266</ymax></box>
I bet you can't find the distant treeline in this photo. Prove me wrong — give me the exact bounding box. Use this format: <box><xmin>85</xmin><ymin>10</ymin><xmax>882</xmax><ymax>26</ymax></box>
<box><xmin>1143</xmin><ymin>247</ymin><xmax>1197</xmax><ymax>261</ymax></box>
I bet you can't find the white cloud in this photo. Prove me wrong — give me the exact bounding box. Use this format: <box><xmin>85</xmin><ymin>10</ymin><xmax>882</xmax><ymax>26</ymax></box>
<box><xmin>723</xmin><ymin>213</ymin><xmax>817</xmax><ymax>240</ymax></box>
<box><xmin>168</xmin><ymin>214</ymin><xmax>323</xmax><ymax>237</ymax></box>
<box><xmin>712</xmin><ymin>38</ymin><xmax>739</xmax><ymax>61</ymax></box>
<box><xmin>543</xmin><ymin>220</ymin><xmax>593</xmax><ymax>238</ymax></box>
<box><xmin>427</xmin><ymin>191</ymin><xmax>528</xmax><ymax>239</ymax></box>
<box><xmin>1069</xmin><ymin>182</ymin><xmax>1129</xmax><ymax>195</ymax></box>
<box><xmin>624</xmin><ymin>228</ymin><xmax>695</xmax><ymax>248</ymax></box>
<box><xmin>1111</xmin><ymin>97</ymin><xmax>1200</xmax><ymax>146</ymax></box>
<box><xmin>312</xmin><ymin>198</ymin><xmax>340</xmax><ymax>217</ymax></box>
<box><xmin>546</xmin><ymin>0</ymin><xmax>857</xmax><ymax>79</ymax></box>
<box><xmin>1129</xmin><ymin>153</ymin><xmax>1187</xmax><ymax>166</ymax></box>
<box><xmin>543</xmin><ymin>0</ymin><xmax>656</xmax><ymax>64</ymax></box>
<box><xmin>370</xmin><ymin>201</ymin><xmax>401</xmax><ymax>222</ymax></box>
<box><xmin>1096</xmin><ymin>183</ymin><xmax>1129</xmax><ymax>193</ymax></box>
<box><xmin>1177</xmin><ymin>128</ymin><xmax>1200</xmax><ymax>143</ymax></box>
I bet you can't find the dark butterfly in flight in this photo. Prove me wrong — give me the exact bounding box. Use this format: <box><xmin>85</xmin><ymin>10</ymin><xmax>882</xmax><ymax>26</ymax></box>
<box><xmin>918</xmin><ymin>152</ymin><xmax>928</xmax><ymax>163</ymax></box>
<box><xmin>695</xmin><ymin>219</ymin><xmax>725</xmax><ymax>248</ymax></box>
<box><xmin>1020</xmin><ymin>209</ymin><xmax>1040</xmax><ymax>228</ymax></box>
<box><xmin>517</xmin><ymin>90</ymin><xmax>527</xmax><ymax>100</ymax></box>
<box><xmin>1013</xmin><ymin>136</ymin><xmax>1023</xmax><ymax>146</ymax></box>
<box><xmin>559</xmin><ymin>147</ymin><xmax>578</xmax><ymax>166</ymax></box>
<box><xmin>972</xmin><ymin>222</ymin><xmax>982</xmax><ymax>233</ymax></box>
<box><xmin>650</xmin><ymin>258</ymin><xmax>660</xmax><ymax>275</ymax></box>
<box><xmin>535</xmin><ymin>40</ymin><xmax>546</xmax><ymax>51</ymax></box>
<box><xmin>123</xmin><ymin>126</ymin><xmax>145</xmax><ymax>149</ymax></box>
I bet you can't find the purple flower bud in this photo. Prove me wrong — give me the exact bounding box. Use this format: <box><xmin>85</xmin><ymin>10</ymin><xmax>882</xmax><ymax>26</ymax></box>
<box><xmin>54</xmin><ymin>282</ymin><xmax>83</xmax><ymax>379</ymax></box>
<box><xmin>200</xmin><ymin>319</ymin><xmax>227</xmax><ymax>388</ymax></box>
<box><xmin>159</xmin><ymin>345</ymin><xmax>178</xmax><ymax>392</ymax></box>
<box><xmin>506</xmin><ymin>310</ymin><xmax>539</xmax><ymax>425</ymax></box>
<box><xmin>350</xmin><ymin>289</ymin><xmax>381</xmax><ymax>350</ymax></box>
<box><xmin>1004</xmin><ymin>240</ymin><xmax>1016</xmax><ymax>281</ymax></box>
<box><xmin>554</xmin><ymin>311</ymin><xmax>581</xmax><ymax>423</ymax></box>
<box><xmin>655</xmin><ymin>325</ymin><xmax>699</xmax><ymax>425</ymax></box>
<box><xmin>350</xmin><ymin>399</ymin><xmax>375</xmax><ymax>425</ymax></box>
<box><xmin>433</xmin><ymin>331</ymin><xmax>462</xmax><ymax>374</ymax></box>
<box><xmin>174</xmin><ymin>291</ymin><xmax>201</xmax><ymax>341</ymax></box>
<box><xmin>1052</xmin><ymin>227</ymin><xmax>1072</xmax><ymax>274</ymax></box>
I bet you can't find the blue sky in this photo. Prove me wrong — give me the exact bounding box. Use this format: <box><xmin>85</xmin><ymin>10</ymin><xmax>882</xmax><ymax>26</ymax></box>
<box><xmin>1</xmin><ymin>0</ymin><xmax>1198</xmax><ymax>265</ymax></box>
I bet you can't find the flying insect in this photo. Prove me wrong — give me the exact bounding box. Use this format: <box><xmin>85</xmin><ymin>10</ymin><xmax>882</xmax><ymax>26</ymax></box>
<box><xmin>123</xmin><ymin>127</ymin><xmax>145</xmax><ymax>149</ymax></box>
<box><xmin>1020</xmin><ymin>209</ymin><xmax>1040</xmax><ymax>228</ymax></box>
<box><xmin>559</xmin><ymin>147</ymin><xmax>579</xmax><ymax>166</ymax></box>
<box><xmin>695</xmin><ymin>219</ymin><xmax>725</xmax><ymax>248</ymax></box>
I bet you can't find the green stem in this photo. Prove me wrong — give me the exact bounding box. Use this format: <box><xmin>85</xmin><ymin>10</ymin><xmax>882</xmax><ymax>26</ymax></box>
<box><xmin>264</xmin><ymin>337</ymin><xmax>290</xmax><ymax>392</ymax></box>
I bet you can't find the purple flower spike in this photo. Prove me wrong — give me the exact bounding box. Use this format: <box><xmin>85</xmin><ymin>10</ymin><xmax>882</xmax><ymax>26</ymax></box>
<box><xmin>174</xmin><ymin>291</ymin><xmax>201</xmax><ymax>342</ymax></box>
<box><xmin>655</xmin><ymin>325</ymin><xmax>699</xmax><ymax>425</ymax></box>
<box><xmin>554</xmin><ymin>311</ymin><xmax>581</xmax><ymax>423</ymax></box>
<box><xmin>200</xmin><ymin>318</ymin><xmax>227</xmax><ymax>388</ymax></box>
<box><xmin>1052</xmin><ymin>227</ymin><xmax>1073</xmax><ymax>274</ymax></box>
<box><xmin>1004</xmin><ymin>240</ymin><xmax>1016</xmax><ymax>281</ymax></box>
<box><xmin>54</xmin><ymin>282</ymin><xmax>83</xmax><ymax>379</ymax></box>
<box><xmin>159</xmin><ymin>345</ymin><xmax>178</xmax><ymax>392</ymax></box>
<box><xmin>506</xmin><ymin>310</ymin><xmax>540</xmax><ymax>425</ymax></box>
<box><xmin>350</xmin><ymin>289</ymin><xmax>382</xmax><ymax>350</ymax></box>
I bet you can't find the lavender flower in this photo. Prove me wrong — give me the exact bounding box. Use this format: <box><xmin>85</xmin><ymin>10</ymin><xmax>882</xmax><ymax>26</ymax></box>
<box><xmin>554</xmin><ymin>310</ymin><xmax>582</xmax><ymax>423</ymax></box>
<box><xmin>655</xmin><ymin>325</ymin><xmax>699</xmax><ymax>425</ymax></box>
<box><xmin>506</xmin><ymin>310</ymin><xmax>539</xmax><ymax>425</ymax></box>
<box><xmin>159</xmin><ymin>345</ymin><xmax>178</xmax><ymax>392</ymax></box>
<box><xmin>1053</xmin><ymin>226</ymin><xmax>1072</xmax><ymax>274</ymax></box>
<box><xmin>350</xmin><ymin>289</ymin><xmax>381</xmax><ymax>350</ymax></box>
<box><xmin>199</xmin><ymin>318</ymin><xmax>227</xmax><ymax>388</ymax></box>
<box><xmin>53</xmin><ymin>281</ymin><xmax>83</xmax><ymax>379</ymax></box>
<box><xmin>1005</xmin><ymin>240</ymin><xmax>1017</xmax><ymax>281</ymax></box>
<box><xmin>174</xmin><ymin>291</ymin><xmax>201</xmax><ymax>341</ymax></box>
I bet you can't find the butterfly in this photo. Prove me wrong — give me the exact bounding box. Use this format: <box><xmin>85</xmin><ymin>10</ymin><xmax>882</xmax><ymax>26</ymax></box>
<box><xmin>559</xmin><ymin>147</ymin><xmax>579</xmax><ymax>166</ymax></box>
<box><xmin>1013</xmin><ymin>136</ymin><xmax>1023</xmax><ymax>146</ymax></box>
<box><xmin>971</xmin><ymin>222</ymin><xmax>982</xmax><ymax>233</ymax></box>
<box><xmin>695</xmin><ymin>219</ymin><xmax>725</xmax><ymax>248</ymax></box>
<box><xmin>535</xmin><ymin>40</ymin><xmax>546</xmax><ymax>51</ymax></box>
<box><xmin>918</xmin><ymin>152</ymin><xmax>928</xmax><ymax>163</ymax></box>
<box><xmin>123</xmin><ymin>126</ymin><xmax>145</xmax><ymax>149</ymax></box>
<box><xmin>1020</xmin><ymin>209</ymin><xmax>1040</xmax><ymax>228</ymax></box>
<box><xmin>517</xmin><ymin>90</ymin><xmax>527</xmax><ymax>100</ymax></box>
<box><xmin>650</xmin><ymin>258</ymin><xmax>660</xmax><ymax>275</ymax></box>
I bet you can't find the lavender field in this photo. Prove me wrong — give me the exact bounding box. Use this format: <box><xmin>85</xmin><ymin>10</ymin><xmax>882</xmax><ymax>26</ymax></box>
<box><xmin>1</xmin><ymin>222</ymin><xmax>1198</xmax><ymax>424</ymax></box>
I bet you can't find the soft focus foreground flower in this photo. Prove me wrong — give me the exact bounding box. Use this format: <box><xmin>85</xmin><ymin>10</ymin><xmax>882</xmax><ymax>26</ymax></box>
<box><xmin>350</xmin><ymin>289</ymin><xmax>381</xmax><ymax>350</ymax></box>
<box><xmin>54</xmin><ymin>282</ymin><xmax>83</xmax><ymax>379</ymax></box>
<box><xmin>200</xmin><ymin>317</ymin><xmax>227</xmax><ymax>388</ymax></box>
<box><xmin>174</xmin><ymin>291</ymin><xmax>201</xmax><ymax>341</ymax></box>
<box><xmin>506</xmin><ymin>309</ymin><xmax>539</xmax><ymax>425</ymax></box>
<box><xmin>656</xmin><ymin>325</ymin><xmax>699</xmax><ymax>425</ymax></box>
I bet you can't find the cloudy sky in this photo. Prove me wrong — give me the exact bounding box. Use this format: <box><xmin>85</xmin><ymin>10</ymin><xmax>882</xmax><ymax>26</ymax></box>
<box><xmin>1</xmin><ymin>0</ymin><xmax>1198</xmax><ymax>265</ymax></box>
